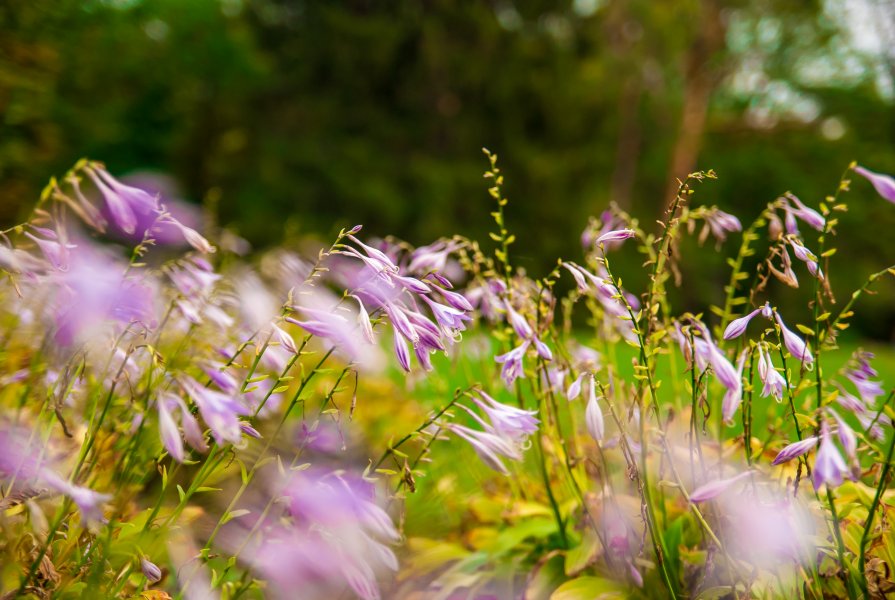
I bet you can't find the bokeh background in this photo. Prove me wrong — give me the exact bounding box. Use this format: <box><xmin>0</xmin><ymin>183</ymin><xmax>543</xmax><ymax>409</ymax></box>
<box><xmin>3</xmin><ymin>0</ymin><xmax>895</xmax><ymax>336</ymax></box>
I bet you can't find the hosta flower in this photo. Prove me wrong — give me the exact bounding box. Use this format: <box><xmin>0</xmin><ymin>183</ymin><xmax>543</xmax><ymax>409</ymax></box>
<box><xmin>179</xmin><ymin>375</ymin><xmax>250</xmax><ymax>446</ymax></box>
<box><xmin>757</xmin><ymin>345</ymin><xmax>787</xmax><ymax>401</ymax></box>
<box><xmin>775</xmin><ymin>313</ymin><xmax>812</xmax><ymax>365</ymax></box>
<box><xmin>827</xmin><ymin>408</ymin><xmax>857</xmax><ymax>462</ymax></box>
<box><xmin>240</xmin><ymin>469</ymin><xmax>399</xmax><ymax>600</ymax></box>
<box><xmin>584</xmin><ymin>380</ymin><xmax>605</xmax><ymax>441</ymax></box>
<box><xmin>141</xmin><ymin>557</ymin><xmax>163</xmax><ymax>583</ymax></box>
<box><xmin>469</xmin><ymin>390</ymin><xmax>539</xmax><ymax>444</ymax></box>
<box><xmin>812</xmin><ymin>423</ymin><xmax>849</xmax><ymax>491</ymax></box>
<box><xmin>846</xmin><ymin>351</ymin><xmax>884</xmax><ymax>404</ymax></box>
<box><xmin>689</xmin><ymin>471</ymin><xmax>752</xmax><ymax>503</ymax></box>
<box><xmin>723</xmin><ymin>304</ymin><xmax>766</xmax><ymax>340</ymax></box>
<box><xmin>86</xmin><ymin>165</ymin><xmax>161</xmax><ymax>235</ymax></box>
<box><xmin>855</xmin><ymin>165</ymin><xmax>895</xmax><ymax>203</ymax></box>
<box><xmin>448</xmin><ymin>424</ymin><xmax>522</xmax><ymax>475</ymax></box>
<box><xmin>596</xmin><ymin>228</ymin><xmax>636</xmax><ymax>245</ymax></box>
<box><xmin>0</xmin><ymin>429</ymin><xmax>110</xmax><ymax>526</ymax></box>
<box><xmin>782</xmin><ymin>193</ymin><xmax>825</xmax><ymax>232</ymax></box>
<box><xmin>787</xmin><ymin>239</ymin><xmax>823</xmax><ymax>280</ymax></box>
<box><xmin>721</xmin><ymin>350</ymin><xmax>748</xmax><ymax>424</ymax></box>
<box><xmin>503</xmin><ymin>300</ymin><xmax>533</xmax><ymax>339</ymax></box>
<box><xmin>771</xmin><ymin>436</ymin><xmax>818</xmax><ymax>465</ymax></box>
<box><xmin>495</xmin><ymin>341</ymin><xmax>529</xmax><ymax>387</ymax></box>
<box><xmin>699</xmin><ymin>207</ymin><xmax>742</xmax><ymax>244</ymax></box>
<box><xmin>566</xmin><ymin>372</ymin><xmax>587</xmax><ymax>401</ymax></box>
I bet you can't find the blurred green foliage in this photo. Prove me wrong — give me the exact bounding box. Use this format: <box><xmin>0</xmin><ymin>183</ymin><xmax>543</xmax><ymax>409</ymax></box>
<box><xmin>2</xmin><ymin>0</ymin><xmax>894</xmax><ymax>336</ymax></box>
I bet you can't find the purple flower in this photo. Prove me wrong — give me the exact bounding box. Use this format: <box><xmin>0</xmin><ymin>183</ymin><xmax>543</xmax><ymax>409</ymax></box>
<box><xmin>596</xmin><ymin>228</ymin><xmax>636</xmax><ymax>245</ymax></box>
<box><xmin>723</xmin><ymin>306</ymin><xmax>764</xmax><ymax>340</ymax></box>
<box><xmin>700</xmin><ymin>207</ymin><xmax>742</xmax><ymax>244</ymax></box>
<box><xmin>757</xmin><ymin>345</ymin><xmax>787</xmax><ymax>401</ymax></box>
<box><xmin>775</xmin><ymin>313</ymin><xmax>813</xmax><ymax>365</ymax></box>
<box><xmin>470</xmin><ymin>390</ymin><xmax>539</xmax><ymax>444</ymax></box>
<box><xmin>787</xmin><ymin>239</ymin><xmax>823</xmax><ymax>280</ymax></box>
<box><xmin>584</xmin><ymin>380</ymin><xmax>605</xmax><ymax>441</ymax></box>
<box><xmin>783</xmin><ymin>193</ymin><xmax>825</xmax><ymax>231</ymax></box>
<box><xmin>179</xmin><ymin>375</ymin><xmax>249</xmax><ymax>446</ymax></box>
<box><xmin>503</xmin><ymin>300</ymin><xmax>533</xmax><ymax>340</ymax></box>
<box><xmin>812</xmin><ymin>423</ymin><xmax>849</xmax><ymax>491</ymax></box>
<box><xmin>771</xmin><ymin>436</ymin><xmax>818</xmax><ymax>465</ymax></box>
<box><xmin>721</xmin><ymin>350</ymin><xmax>748</xmax><ymax>424</ymax></box>
<box><xmin>86</xmin><ymin>166</ymin><xmax>161</xmax><ymax>235</ymax></box>
<box><xmin>392</xmin><ymin>331</ymin><xmax>411</xmax><ymax>372</ymax></box>
<box><xmin>141</xmin><ymin>557</ymin><xmax>163</xmax><ymax>583</ymax></box>
<box><xmin>855</xmin><ymin>165</ymin><xmax>895</xmax><ymax>203</ymax></box>
<box><xmin>533</xmin><ymin>337</ymin><xmax>553</xmax><ymax>361</ymax></box>
<box><xmin>566</xmin><ymin>372</ymin><xmax>587</xmax><ymax>401</ymax></box>
<box><xmin>449</xmin><ymin>424</ymin><xmax>522</xmax><ymax>475</ymax></box>
<box><xmin>157</xmin><ymin>393</ymin><xmax>184</xmax><ymax>462</ymax></box>
<box><xmin>689</xmin><ymin>471</ymin><xmax>752</xmax><ymax>503</ymax></box>
<box><xmin>495</xmin><ymin>341</ymin><xmax>529</xmax><ymax>387</ymax></box>
<box><xmin>827</xmin><ymin>408</ymin><xmax>857</xmax><ymax>461</ymax></box>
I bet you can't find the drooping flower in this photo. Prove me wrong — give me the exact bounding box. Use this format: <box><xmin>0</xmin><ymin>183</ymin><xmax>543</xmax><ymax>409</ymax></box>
<box><xmin>787</xmin><ymin>238</ymin><xmax>823</xmax><ymax>280</ymax></box>
<box><xmin>757</xmin><ymin>344</ymin><xmax>787</xmax><ymax>401</ymax></box>
<box><xmin>721</xmin><ymin>350</ymin><xmax>748</xmax><ymax>424</ymax></box>
<box><xmin>495</xmin><ymin>341</ymin><xmax>529</xmax><ymax>387</ymax></box>
<box><xmin>468</xmin><ymin>390</ymin><xmax>539</xmax><ymax>445</ymax></box>
<box><xmin>771</xmin><ymin>436</ymin><xmax>818</xmax><ymax>465</ymax></box>
<box><xmin>584</xmin><ymin>379</ymin><xmax>605</xmax><ymax>442</ymax></box>
<box><xmin>503</xmin><ymin>300</ymin><xmax>533</xmax><ymax>339</ymax></box>
<box><xmin>689</xmin><ymin>471</ymin><xmax>752</xmax><ymax>503</ymax></box>
<box><xmin>775</xmin><ymin>313</ymin><xmax>813</xmax><ymax>365</ymax></box>
<box><xmin>86</xmin><ymin>165</ymin><xmax>161</xmax><ymax>235</ymax></box>
<box><xmin>179</xmin><ymin>375</ymin><xmax>250</xmax><ymax>446</ymax></box>
<box><xmin>782</xmin><ymin>193</ymin><xmax>825</xmax><ymax>232</ymax></box>
<box><xmin>827</xmin><ymin>407</ymin><xmax>857</xmax><ymax>463</ymax></box>
<box><xmin>448</xmin><ymin>424</ymin><xmax>522</xmax><ymax>475</ymax></box>
<box><xmin>698</xmin><ymin>207</ymin><xmax>742</xmax><ymax>244</ymax></box>
<box><xmin>854</xmin><ymin>165</ymin><xmax>895</xmax><ymax>203</ymax></box>
<box><xmin>812</xmin><ymin>423</ymin><xmax>849</xmax><ymax>491</ymax></box>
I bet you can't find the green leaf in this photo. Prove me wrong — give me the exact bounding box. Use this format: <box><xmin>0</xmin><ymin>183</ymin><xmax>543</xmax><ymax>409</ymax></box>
<box><xmin>222</xmin><ymin>509</ymin><xmax>251</xmax><ymax>524</ymax></box>
<box><xmin>549</xmin><ymin>576</ymin><xmax>624</xmax><ymax>600</ymax></box>
<box><xmin>526</xmin><ymin>553</ymin><xmax>567</xmax><ymax>600</ymax></box>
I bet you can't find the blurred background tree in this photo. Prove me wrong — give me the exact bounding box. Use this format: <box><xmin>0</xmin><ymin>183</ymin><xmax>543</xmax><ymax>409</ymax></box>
<box><xmin>2</xmin><ymin>0</ymin><xmax>894</xmax><ymax>336</ymax></box>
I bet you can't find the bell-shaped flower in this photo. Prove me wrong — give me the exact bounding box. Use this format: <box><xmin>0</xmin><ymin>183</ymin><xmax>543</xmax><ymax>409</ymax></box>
<box><xmin>470</xmin><ymin>390</ymin><xmax>539</xmax><ymax>444</ymax></box>
<box><xmin>495</xmin><ymin>341</ymin><xmax>529</xmax><ymax>387</ymax></box>
<box><xmin>584</xmin><ymin>380</ymin><xmax>605</xmax><ymax>441</ymax></box>
<box><xmin>775</xmin><ymin>313</ymin><xmax>813</xmax><ymax>365</ymax></box>
<box><xmin>757</xmin><ymin>344</ymin><xmax>787</xmax><ymax>401</ymax></box>
<box><xmin>855</xmin><ymin>165</ymin><xmax>895</xmax><ymax>203</ymax></box>
<box><xmin>721</xmin><ymin>350</ymin><xmax>748</xmax><ymax>424</ymax></box>
<box><xmin>771</xmin><ymin>436</ymin><xmax>818</xmax><ymax>465</ymax></box>
<box><xmin>723</xmin><ymin>306</ymin><xmax>763</xmax><ymax>340</ymax></box>
<box><xmin>783</xmin><ymin>193</ymin><xmax>825</xmax><ymax>231</ymax></box>
<box><xmin>503</xmin><ymin>300</ymin><xmax>533</xmax><ymax>340</ymax></box>
<box><xmin>812</xmin><ymin>423</ymin><xmax>849</xmax><ymax>491</ymax></box>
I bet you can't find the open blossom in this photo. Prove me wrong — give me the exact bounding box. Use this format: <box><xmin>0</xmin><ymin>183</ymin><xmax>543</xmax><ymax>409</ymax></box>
<box><xmin>855</xmin><ymin>165</ymin><xmax>895</xmax><ymax>203</ymax></box>
<box><xmin>179</xmin><ymin>375</ymin><xmax>250</xmax><ymax>446</ymax></box>
<box><xmin>449</xmin><ymin>424</ymin><xmax>523</xmax><ymax>475</ymax></box>
<box><xmin>775</xmin><ymin>313</ymin><xmax>812</xmax><ymax>365</ymax></box>
<box><xmin>846</xmin><ymin>351</ymin><xmax>884</xmax><ymax>404</ymax></box>
<box><xmin>757</xmin><ymin>344</ymin><xmax>787</xmax><ymax>400</ymax></box>
<box><xmin>771</xmin><ymin>436</ymin><xmax>818</xmax><ymax>465</ymax></box>
<box><xmin>812</xmin><ymin>423</ymin><xmax>850</xmax><ymax>491</ymax></box>
<box><xmin>86</xmin><ymin>165</ymin><xmax>161</xmax><ymax>235</ymax></box>
<box><xmin>698</xmin><ymin>207</ymin><xmax>742</xmax><ymax>244</ymax></box>
<box><xmin>470</xmin><ymin>390</ymin><xmax>539</xmax><ymax>443</ymax></box>
<box><xmin>495</xmin><ymin>341</ymin><xmax>529</xmax><ymax>387</ymax></box>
